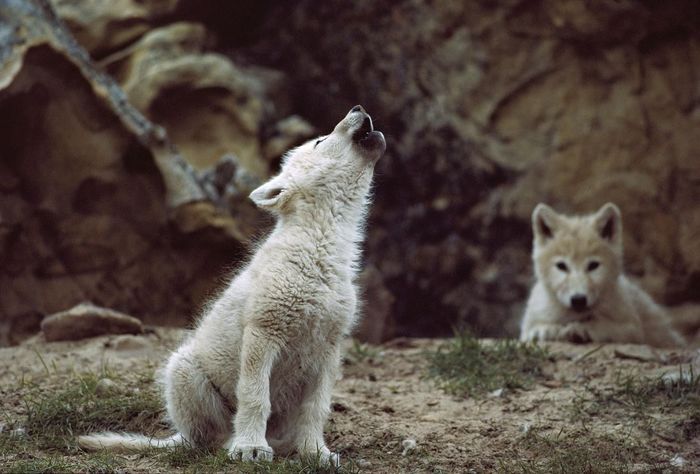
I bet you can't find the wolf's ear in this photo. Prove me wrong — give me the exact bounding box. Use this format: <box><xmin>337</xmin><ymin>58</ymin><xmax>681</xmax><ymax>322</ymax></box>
<box><xmin>249</xmin><ymin>175</ymin><xmax>288</xmax><ymax>210</ymax></box>
<box><xmin>532</xmin><ymin>203</ymin><xmax>560</xmax><ymax>242</ymax></box>
<box><xmin>593</xmin><ymin>202</ymin><xmax>622</xmax><ymax>243</ymax></box>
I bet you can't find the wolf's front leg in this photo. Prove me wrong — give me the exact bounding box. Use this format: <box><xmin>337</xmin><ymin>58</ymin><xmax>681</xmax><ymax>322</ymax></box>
<box><xmin>294</xmin><ymin>346</ymin><xmax>341</xmax><ymax>467</ymax></box>
<box><xmin>228</xmin><ymin>328</ymin><xmax>279</xmax><ymax>462</ymax></box>
<box><xmin>521</xmin><ymin>322</ymin><xmax>569</xmax><ymax>343</ymax></box>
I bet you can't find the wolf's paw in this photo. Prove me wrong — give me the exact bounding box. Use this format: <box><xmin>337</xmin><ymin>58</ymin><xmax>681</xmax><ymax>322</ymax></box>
<box><xmin>560</xmin><ymin>323</ymin><xmax>592</xmax><ymax>344</ymax></box>
<box><xmin>320</xmin><ymin>449</ymin><xmax>340</xmax><ymax>468</ymax></box>
<box><xmin>522</xmin><ymin>325</ymin><xmax>560</xmax><ymax>342</ymax></box>
<box><xmin>300</xmin><ymin>446</ymin><xmax>340</xmax><ymax>468</ymax></box>
<box><xmin>228</xmin><ymin>443</ymin><xmax>274</xmax><ymax>462</ymax></box>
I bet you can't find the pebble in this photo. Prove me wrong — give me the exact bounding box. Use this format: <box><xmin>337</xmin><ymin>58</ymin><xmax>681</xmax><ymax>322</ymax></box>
<box><xmin>401</xmin><ymin>438</ymin><xmax>417</xmax><ymax>456</ymax></box>
<box><xmin>488</xmin><ymin>388</ymin><xmax>505</xmax><ymax>398</ymax></box>
<box><xmin>670</xmin><ymin>454</ymin><xmax>686</xmax><ymax>468</ymax></box>
<box><xmin>95</xmin><ymin>377</ymin><xmax>119</xmax><ymax>396</ymax></box>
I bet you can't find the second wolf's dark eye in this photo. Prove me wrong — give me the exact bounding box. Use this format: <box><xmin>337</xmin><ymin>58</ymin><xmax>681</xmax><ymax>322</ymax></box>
<box><xmin>587</xmin><ymin>261</ymin><xmax>600</xmax><ymax>272</ymax></box>
<box><xmin>314</xmin><ymin>137</ymin><xmax>327</xmax><ymax>148</ymax></box>
<box><xmin>556</xmin><ymin>261</ymin><xmax>569</xmax><ymax>272</ymax></box>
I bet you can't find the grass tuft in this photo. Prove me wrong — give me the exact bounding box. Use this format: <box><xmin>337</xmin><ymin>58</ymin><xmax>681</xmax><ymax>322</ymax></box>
<box><xmin>0</xmin><ymin>431</ymin><xmax>125</xmax><ymax>474</ymax></box>
<box><xmin>20</xmin><ymin>370</ymin><xmax>164</xmax><ymax>450</ymax></box>
<box><xmin>345</xmin><ymin>339</ymin><xmax>380</xmax><ymax>365</ymax></box>
<box><xmin>426</xmin><ymin>330</ymin><xmax>549</xmax><ymax>397</ymax></box>
<box><xmin>614</xmin><ymin>366</ymin><xmax>700</xmax><ymax>413</ymax></box>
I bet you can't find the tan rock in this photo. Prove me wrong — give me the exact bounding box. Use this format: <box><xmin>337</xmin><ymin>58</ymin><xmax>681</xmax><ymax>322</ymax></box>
<box><xmin>51</xmin><ymin>0</ymin><xmax>179</xmax><ymax>54</ymax></box>
<box><xmin>41</xmin><ymin>302</ymin><xmax>143</xmax><ymax>342</ymax></box>
<box><xmin>103</xmin><ymin>22</ymin><xmax>285</xmax><ymax>177</ymax></box>
<box><xmin>263</xmin><ymin>116</ymin><xmax>316</xmax><ymax>163</ymax></box>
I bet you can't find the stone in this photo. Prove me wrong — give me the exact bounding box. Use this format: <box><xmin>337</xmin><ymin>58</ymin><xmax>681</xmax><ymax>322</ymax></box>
<box><xmin>613</xmin><ymin>346</ymin><xmax>663</xmax><ymax>363</ymax></box>
<box><xmin>41</xmin><ymin>302</ymin><xmax>143</xmax><ymax>342</ymax></box>
<box><xmin>95</xmin><ymin>377</ymin><xmax>119</xmax><ymax>395</ymax></box>
<box><xmin>108</xmin><ymin>334</ymin><xmax>152</xmax><ymax>352</ymax></box>
<box><xmin>401</xmin><ymin>438</ymin><xmax>417</xmax><ymax>456</ymax></box>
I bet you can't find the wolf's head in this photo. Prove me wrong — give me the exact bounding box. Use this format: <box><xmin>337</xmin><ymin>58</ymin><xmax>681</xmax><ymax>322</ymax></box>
<box><xmin>249</xmin><ymin>106</ymin><xmax>385</xmax><ymax>221</ymax></box>
<box><xmin>531</xmin><ymin>203</ymin><xmax>623</xmax><ymax>314</ymax></box>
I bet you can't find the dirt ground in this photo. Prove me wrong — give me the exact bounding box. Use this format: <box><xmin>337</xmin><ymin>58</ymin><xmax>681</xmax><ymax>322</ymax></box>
<box><xmin>1</xmin><ymin>328</ymin><xmax>698</xmax><ymax>473</ymax></box>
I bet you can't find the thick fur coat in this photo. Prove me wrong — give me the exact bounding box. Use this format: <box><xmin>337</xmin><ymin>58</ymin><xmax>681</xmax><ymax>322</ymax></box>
<box><xmin>78</xmin><ymin>106</ymin><xmax>386</xmax><ymax>466</ymax></box>
<box><xmin>520</xmin><ymin>203</ymin><xmax>684</xmax><ymax>348</ymax></box>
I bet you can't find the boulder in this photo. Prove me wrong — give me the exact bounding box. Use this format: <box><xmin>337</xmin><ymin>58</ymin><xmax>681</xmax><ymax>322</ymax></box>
<box><xmin>41</xmin><ymin>302</ymin><xmax>143</xmax><ymax>342</ymax></box>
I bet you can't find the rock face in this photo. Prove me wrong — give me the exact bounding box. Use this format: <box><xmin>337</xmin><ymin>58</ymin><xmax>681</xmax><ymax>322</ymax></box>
<box><xmin>0</xmin><ymin>0</ymin><xmax>293</xmax><ymax>346</ymax></box>
<box><xmin>41</xmin><ymin>302</ymin><xmax>143</xmax><ymax>342</ymax></box>
<box><xmin>1</xmin><ymin>0</ymin><xmax>699</xmax><ymax>345</ymax></box>
<box><xmin>244</xmin><ymin>0</ymin><xmax>700</xmax><ymax>338</ymax></box>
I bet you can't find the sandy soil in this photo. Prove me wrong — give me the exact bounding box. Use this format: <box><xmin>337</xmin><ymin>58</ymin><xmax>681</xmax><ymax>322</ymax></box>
<box><xmin>1</xmin><ymin>329</ymin><xmax>698</xmax><ymax>473</ymax></box>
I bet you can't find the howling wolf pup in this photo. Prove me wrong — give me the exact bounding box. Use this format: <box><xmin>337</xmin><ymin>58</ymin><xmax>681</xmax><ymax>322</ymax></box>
<box><xmin>520</xmin><ymin>203</ymin><xmax>684</xmax><ymax>348</ymax></box>
<box><xmin>79</xmin><ymin>106</ymin><xmax>386</xmax><ymax>466</ymax></box>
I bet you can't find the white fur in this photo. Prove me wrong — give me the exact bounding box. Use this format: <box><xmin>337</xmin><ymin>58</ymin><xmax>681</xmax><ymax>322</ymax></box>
<box><xmin>78</xmin><ymin>106</ymin><xmax>386</xmax><ymax>466</ymax></box>
<box><xmin>520</xmin><ymin>203</ymin><xmax>684</xmax><ymax>348</ymax></box>
<box><xmin>76</xmin><ymin>433</ymin><xmax>183</xmax><ymax>452</ymax></box>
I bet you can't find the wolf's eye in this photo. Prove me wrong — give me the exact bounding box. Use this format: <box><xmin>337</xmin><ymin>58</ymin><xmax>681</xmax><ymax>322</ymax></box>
<box><xmin>314</xmin><ymin>137</ymin><xmax>327</xmax><ymax>148</ymax></box>
<box><xmin>587</xmin><ymin>261</ymin><xmax>600</xmax><ymax>272</ymax></box>
<box><xmin>555</xmin><ymin>261</ymin><xmax>569</xmax><ymax>272</ymax></box>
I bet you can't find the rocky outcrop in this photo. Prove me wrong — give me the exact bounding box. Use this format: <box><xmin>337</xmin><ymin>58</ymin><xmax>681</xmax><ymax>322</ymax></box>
<box><xmin>0</xmin><ymin>0</ymin><xmax>302</xmax><ymax>345</ymax></box>
<box><xmin>100</xmin><ymin>21</ymin><xmax>294</xmax><ymax>176</ymax></box>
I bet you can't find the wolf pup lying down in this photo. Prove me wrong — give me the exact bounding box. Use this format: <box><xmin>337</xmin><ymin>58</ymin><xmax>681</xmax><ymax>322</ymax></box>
<box><xmin>520</xmin><ymin>203</ymin><xmax>684</xmax><ymax>348</ymax></box>
<box><xmin>79</xmin><ymin>106</ymin><xmax>386</xmax><ymax>466</ymax></box>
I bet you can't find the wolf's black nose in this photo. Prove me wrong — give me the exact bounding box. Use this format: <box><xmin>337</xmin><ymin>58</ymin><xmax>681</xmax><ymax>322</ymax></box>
<box><xmin>571</xmin><ymin>295</ymin><xmax>588</xmax><ymax>312</ymax></box>
<box><xmin>351</xmin><ymin>105</ymin><xmax>364</xmax><ymax>113</ymax></box>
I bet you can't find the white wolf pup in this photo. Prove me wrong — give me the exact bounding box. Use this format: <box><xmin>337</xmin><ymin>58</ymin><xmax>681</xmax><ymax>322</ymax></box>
<box><xmin>78</xmin><ymin>106</ymin><xmax>386</xmax><ymax>466</ymax></box>
<box><xmin>520</xmin><ymin>203</ymin><xmax>684</xmax><ymax>348</ymax></box>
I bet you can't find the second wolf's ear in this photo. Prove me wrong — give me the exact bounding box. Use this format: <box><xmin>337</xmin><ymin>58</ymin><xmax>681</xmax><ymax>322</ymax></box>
<box><xmin>593</xmin><ymin>202</ymin><xmax>622</xmax><ymax>244</ymax></box>
<box><xmin>249</xmin><ymin>175</ymin><xmax>289</xmax><ymax>210</ymax></box>
<box><xmin>532</xmin><ymin>203</ymin><xmax>560</xmax><ymax>243</ymax></box>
